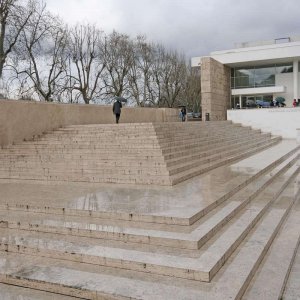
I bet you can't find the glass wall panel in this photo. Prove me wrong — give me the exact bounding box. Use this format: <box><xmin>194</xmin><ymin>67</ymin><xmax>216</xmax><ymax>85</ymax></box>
<box><xmin>276</xmin><ymin>63</ymin><xmax>293</xmax><ymax>73</ymax></box>
<box><xmin>235</xmin><ymin>76</ymin><xmax>250</xmax><ymax>88</ymax></box>
<box><xmin>231</xmin><ymin>63</ymin><xmax>293</xmax><ymax>89</ymax></box>
<box><xmin>254</xmin><ymin>74</ymin><xmax>275</xmax><ymax>87</ymax></box>
<box><xmin>254</xmin><ymin>66</ymin><xmax>275</xmax><ymax>76</ymax></box>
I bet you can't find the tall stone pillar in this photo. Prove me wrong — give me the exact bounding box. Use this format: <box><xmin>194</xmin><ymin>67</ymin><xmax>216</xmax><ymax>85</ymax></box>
<box><xmin>201</xmin><ymin>57</ymin><xmax>231</xmax><ymax>121</ymax></box>
<box><xmin>293</xmin><ymin>60</ymin><xmax>299</xmax><ymax>100</ymax></box>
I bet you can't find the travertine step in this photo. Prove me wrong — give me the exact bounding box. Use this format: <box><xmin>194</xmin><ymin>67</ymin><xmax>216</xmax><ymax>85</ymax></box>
<box><xmin>0</xmin><ymin>122</ymin><xmax>283</xmax><ymax>185</ymax></box>
<box><xmin>13</xmin><ymin>129</ymin><xmax>263</xmax><ymax>150</ymax></box>
<box><xmin>0</xmin><ymin>283</ymin><xmax>80</xmax><ymax>300</ymax></box>
<box><xmin>0</xmin><ymin>143</ymin><xmax>280</xmax><ymax>186</ymax></box>
<box><xmin>283</xmin><ymin>238</ymin><xmax>300</xmax><ymax>300</ymax></box>
<box><xmin>1</xmin><ymin>163</ymin><xmax>298</xmax><ymax>282</ymax></box>
<box><xmin>168</xmin><ymin>137</ymin><xmax>280</xmax><ymax>176</ymax></box>
<box><xmin>1</xmin><ymin>133</ymin><xmax>268</xmax><ymax>161</ymax></box>
<box><xmin>0</xmin><ymin>194</ymin><xmax>298</xmax><ymax>299</ymax></box>
<box><xmin>171</xmin><ymin>138</ymin><xmax>281</xmax><ymax>184</ymax></box>
<box><xmin>165</xmin><ymin>135</ymin><xmax>271</xmax><ymax>167</ymax></box>
<box><xmin>0</xmin><ymin>145</ymin><xmax>297</xmax><ymax>228</ymax></box>
<box><xmin>1</xmin><ymin>153</ymin><xmax>298</xmax><ymax>256</ymax></box>
<box><xmin>243</xmin><ymin>198</ymin><xmax>300</xmax><ymax>299</ymax></box>
<box><xmin>0</xmin><ymin>136</ymin><xmax>274</xmax><ymax>172</ymax></box>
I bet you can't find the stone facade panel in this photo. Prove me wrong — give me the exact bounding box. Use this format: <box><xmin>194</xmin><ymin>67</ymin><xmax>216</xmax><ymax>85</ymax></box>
<box><xmin>200</xmin><ymin>57</ymin><xmax>231</xmax><ymax>121</ymax></box>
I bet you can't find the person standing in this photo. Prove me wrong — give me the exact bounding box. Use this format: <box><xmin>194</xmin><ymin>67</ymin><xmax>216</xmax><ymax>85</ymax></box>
<box><xmin>113</xmin><ymin>98</ymin><xmax>122</xmax><ymax>124</ymax></box>
<box><xmin>293</xmin><ymin>99</ymin><xmax>297</xmax><ymax>107</ymax></box>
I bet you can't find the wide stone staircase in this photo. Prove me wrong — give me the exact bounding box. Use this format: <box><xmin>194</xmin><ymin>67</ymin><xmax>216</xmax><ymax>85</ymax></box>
<box><xmin>0</xmin><ymin>122</ymin><xmax>300</xmax><ymax>299</ymax></box>
<box><xmin>0</xmin><ymin>136</ymin><xmax>299</xmax><ymax>299</ymax></box>
<box><xmin>0</xmin><ymin>121</ymin><xmax>281</xmax><ymax>185</ymax></box>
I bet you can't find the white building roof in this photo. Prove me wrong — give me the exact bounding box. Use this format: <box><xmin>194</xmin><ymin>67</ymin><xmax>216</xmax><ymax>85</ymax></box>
<box><xmin>192</xmin><ymin>38</ymin><xmax>300</xmax><ymax>67</ymax></box>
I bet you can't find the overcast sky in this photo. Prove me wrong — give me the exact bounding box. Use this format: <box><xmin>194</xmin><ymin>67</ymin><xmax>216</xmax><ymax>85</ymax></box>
<box><xmin>46</xmin><ymin>0</ymin><xmax>300</xmax><ymax>59</ymax></box>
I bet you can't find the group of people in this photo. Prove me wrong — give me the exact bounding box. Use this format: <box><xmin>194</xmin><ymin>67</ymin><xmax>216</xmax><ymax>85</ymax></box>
<box><xmin>269</xmin><ymin>99</ymin><xmax>285</xmax><ymax>107</ymax></box>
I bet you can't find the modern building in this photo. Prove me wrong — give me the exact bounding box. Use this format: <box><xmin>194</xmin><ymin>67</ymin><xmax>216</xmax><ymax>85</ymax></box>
<box><xmin>192</xmin><ymin>36</ymin><xmax>300</xmax><ymax>118</ymax></box>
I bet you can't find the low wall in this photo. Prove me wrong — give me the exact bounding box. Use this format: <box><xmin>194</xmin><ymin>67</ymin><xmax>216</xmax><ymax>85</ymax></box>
<box><xmin>227</xmin><ymin>107</ymin><xmax>300</xmax><ymax>139</ymax></box>
<box><xmin>0</xmin><ymin>100</ymin><xmax>179</xmax><ymax>147</ymax></box>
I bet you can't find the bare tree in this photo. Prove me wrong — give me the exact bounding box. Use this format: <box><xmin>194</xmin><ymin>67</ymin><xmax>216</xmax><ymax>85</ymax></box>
<box><xmin>127</xmin><ymin>35</ymin><xmax>156</xmax><ymax>106</ymax></box>
<box><xmin>103</xmin><ymin>31</ymin><xmax>134</xmax><ymax>100</ymax></box>
<box><xmin>150</xmin><ymin>44</ymin><xmax>187</xmax><ymax>108</ymax></box>
<box><xmin>0</xmin><ymin>0</ymin><xmax>34</xmax><ymax>78</ymax></box>
<box><xmin>67</xmin><ymin>24</ymin><xmax>106</xmax><ymax>104</ymax></box>
<box><xmin>181</xmin><ymin>65</ymin><xmax>201</xmax><ymax>112</ymax></box>
<box><xmin>10</xmin><ymin>2</ymin><xmax>68</xmax><ymax>101</ymax></box>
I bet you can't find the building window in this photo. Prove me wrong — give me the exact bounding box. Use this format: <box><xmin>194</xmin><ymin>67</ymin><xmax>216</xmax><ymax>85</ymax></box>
<box><xmin>231</xmin><ymin>63</ymin><xmax>293</xmax><ymax>89</ymax></box>
<box><xmin>275</xmin><ymin>63</ymin><xmax>293</xmax><ymax>73</ymax></box>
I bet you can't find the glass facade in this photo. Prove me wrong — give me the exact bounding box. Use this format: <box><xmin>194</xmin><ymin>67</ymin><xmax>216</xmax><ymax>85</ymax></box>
<box><xmin>231</xmin><ymin>95</ymin><xmax>273</xmax><ymax>109</ymax></box>
<box><xmin>231</xmin><ymin>63</ymin><xmax>293</xmax><ymax>89</ymax></box>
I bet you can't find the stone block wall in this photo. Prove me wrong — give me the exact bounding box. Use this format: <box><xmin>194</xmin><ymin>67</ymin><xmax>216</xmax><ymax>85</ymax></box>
<box><xmin>201</xmin><ymin>57</ymin><xmax>231</xmax><ymax>121</ymax></box>
<box><xmin>0</xmin><ymin>100</ymin><xmax>179</xmax><ymax>147</ymax></box>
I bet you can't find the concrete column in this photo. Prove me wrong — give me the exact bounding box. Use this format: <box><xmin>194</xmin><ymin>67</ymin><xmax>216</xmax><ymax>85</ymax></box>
<box><xmin>293</xmin><ymin>60</ymin><xmax>299</xmax><ymax>100</ymax></box>
<box><xmin>239</xmin><ymin>95</ymin><xmax>242</xmax><ymax>108</ymax></box>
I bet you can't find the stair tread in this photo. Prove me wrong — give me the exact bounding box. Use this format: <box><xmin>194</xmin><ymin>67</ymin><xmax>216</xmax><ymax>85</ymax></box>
<box><xmin>243</xmin><ymin>197</ymin><xmax>300</xmax><ymax>300</ymax></box>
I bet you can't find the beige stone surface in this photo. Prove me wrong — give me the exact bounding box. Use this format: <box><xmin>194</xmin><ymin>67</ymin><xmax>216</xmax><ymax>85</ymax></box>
<box><xmin>284</xmin><ymin>255</ymin><xmax>300</xmax><ymax>299</ymax></box>
<box><xmin>0</xmin><ymin>194</ymin><xmax>298</xmax><ymax>299</ymax></box>
<box><xmin>0</xmin><ymin>99</ymin><xmax>179</xmax><ymax>147</ymax></box>
<box><xmin>0</xmin><ymin>121</ymin><xmax>282</xmax><ymax>186</ymax></box>
<box><xmin>0</xmin><ymin>140</ymin><xmax>297</xmax><ymax>226</ymax></box>
<box><xmin>201</xmin><ymin>57</ymin><xmax>231</xmax><ymax>121</ymax></box>
<box><xmin>243</xmin><ymin>199</ymin><xmax>300</xmax><ymax>299</ymax></box>
<box><xmin>0</xmin><ymin>283</ymin><xmax>81</xmax><ymax>299</ymax></box>
<box><xmin>0</xmin><ymin>124</ymin><xmax>299</xmax><ymax>298</ymax></box>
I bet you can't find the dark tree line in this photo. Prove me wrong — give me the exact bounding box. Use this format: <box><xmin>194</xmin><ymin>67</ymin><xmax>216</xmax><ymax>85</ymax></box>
<box><xmin>0</xmin><ymin>0</ymin><xmax>201</xmax><ymax>108</ymax></box>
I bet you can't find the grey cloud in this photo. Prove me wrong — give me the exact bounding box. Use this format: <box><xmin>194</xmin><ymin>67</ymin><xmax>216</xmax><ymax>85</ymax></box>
<box><xmin>46</xmin><ymin>0</ymin><xmax>300</xmax><ymax>59</ymax></box>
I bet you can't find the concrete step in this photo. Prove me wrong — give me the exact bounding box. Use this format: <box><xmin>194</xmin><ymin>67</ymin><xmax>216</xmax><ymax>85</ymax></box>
<box><xmin>0</xmin><ymin>136</ymin><xmax>271</xmax><ymax>169</ymax></box>
<box><xmin>12</xmin><ymin>130</ymin><xmax>263</xmax><ymax>150</ymax></box>
<box><xmin>168</xmin><ymin>137</ymin><xmax>280</xmax><ymax>175</ymax></box>
<box><xmin>160</xmin><ymin>133</ymin><xmax>272</xmax><ymax>156</ymax></box>
<box><xmin>283</xmin><ymin>238</ymin><xmax>300</xmax><ymax>300</ymax></box>
<box><xmin>0</xmin><ymin>143</ymin><xmax>297</xmax><ymax>226</ymax></box>
<box><xmin>243</xmin><ymin>197</ymin><xmax>300</xmax><ymax>300</ymax></box>
<box><xmin>0</xmin><ymin>195</ymin><xmax>296</xmax><ymax>299</ymax></box>
<box><xmin>1</xmin><ymin>133</ymin><xmax>266</xmax><ymax>157</ymax></box>
<box><xmin>170</xmin><ymin>138</ymin><xmax>281</xmax><ymax>185</ymax></box>
<box><xmin>158</xmin><ymin>132</ymin><xmax>269</xmax><ymax>153</ymax></box>
<box><xmin>0</xmin><ymin>164</ymin><xmax>298</xmax><ymax>282</ymax></box>
<box><xmin>0</xmin><ymin>173</ymin><xmax>172</xmax><ymax>185</ymax></box>
<box><xmin>165</xmin><ymin>135</ymin><xmax>274</xmax><ymax>168</ymax></box>
<box><xmin>1</xmin><ymin>154</ymin><xmax>298</xmax><ymax>254</ymax></box>
<box><xmin>0</xmin><ymin>283</ymin><xmax>80</xmax><ymax>300</ymax></box>
<box><xmin>170</xmin><ymin>138</ymin><xmax>280</xmax><ymax>185</ymax></box>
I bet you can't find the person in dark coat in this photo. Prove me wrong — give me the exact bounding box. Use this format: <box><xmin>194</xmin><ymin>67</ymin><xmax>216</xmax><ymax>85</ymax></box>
<box><xmin>113</xmin><ymin>99</ymin><xmax>122</xmax><ymax>124</ymax></box>
<box><xmin>181</xmin><ymin>107</ymin><xmax>187</xmax><ymax>122</ymax></box>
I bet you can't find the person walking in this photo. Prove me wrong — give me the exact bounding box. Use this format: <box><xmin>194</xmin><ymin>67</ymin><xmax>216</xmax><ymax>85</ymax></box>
<box><xmin>293</xmin><ymin>99</ymin><xmax>297</xmax><ymax>107</ymax></box>
<box><xmin>181</xmin><ymin>107</ymin><xmax>187</xmax><ymax>122</ymax></box>
<box><xmin>113</xmin><ymin>98</ymin><xmax>122</xmax><ymax>124</ymax></box>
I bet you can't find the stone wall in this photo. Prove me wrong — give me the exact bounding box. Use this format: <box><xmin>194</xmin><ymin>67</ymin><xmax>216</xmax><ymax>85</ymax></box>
<box><xmin>0</xmin><ymin>100</ymin><xmax>179</xmax><ymax>147</ymax></box>
<box><xmin>201</xmin><ymin>57</ymin><xmax>231</xmax><ymax>121</ymax></box>
<box><xmin>228</xmin><ymin>107</ymin><xmax>300</xmax><ymax>139</ymax></box>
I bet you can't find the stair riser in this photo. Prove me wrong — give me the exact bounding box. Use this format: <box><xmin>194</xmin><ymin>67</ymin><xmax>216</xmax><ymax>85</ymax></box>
<box><xmin>169</xmin><ymin>139</ymin><xmax>280</xmax><ymax>176</ymax></box>
<box><xmin>171</xmin><ymin>139</ymin><xmax>281</xmax><ymax>185</ymax></box>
